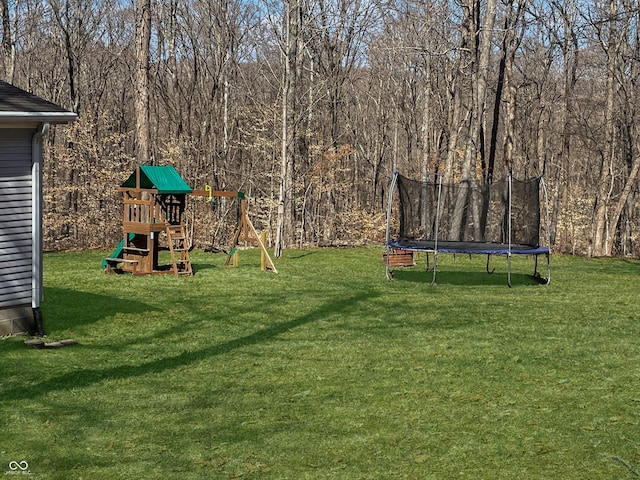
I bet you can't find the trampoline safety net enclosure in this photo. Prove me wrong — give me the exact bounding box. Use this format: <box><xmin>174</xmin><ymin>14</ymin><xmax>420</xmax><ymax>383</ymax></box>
<box><xmin>385</xmin><ymin>172</ymin><xmax>551</xmax><ymax>286</ymax></box>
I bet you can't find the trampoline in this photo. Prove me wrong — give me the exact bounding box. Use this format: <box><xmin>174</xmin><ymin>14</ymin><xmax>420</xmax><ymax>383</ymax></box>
<box><xmin>385</xmin><ymin>172</ymin><xmax>551</xmax><ymax>286</ymax></box>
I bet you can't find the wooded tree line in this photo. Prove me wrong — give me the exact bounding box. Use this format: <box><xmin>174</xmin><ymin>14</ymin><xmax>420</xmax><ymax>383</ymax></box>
<box><xmin>1</xmin><ymin>0</ymin><xmax>639</xmax><ymax>257</ymax></box>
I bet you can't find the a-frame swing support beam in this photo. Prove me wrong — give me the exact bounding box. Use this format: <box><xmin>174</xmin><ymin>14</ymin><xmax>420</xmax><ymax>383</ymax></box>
<box><xmin>191</xmin><ymin>188</ymin><xmax>278</xmax><ymax>273</ymax></box>
<box><xmin>226</xmin><ymin>199</ymin><xmax>278</xmax><ymax>273</ymax></box>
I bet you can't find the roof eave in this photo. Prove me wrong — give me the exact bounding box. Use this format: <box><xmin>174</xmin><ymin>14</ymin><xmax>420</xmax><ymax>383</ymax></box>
<box><xmin>157</xmin><ymin>189</ymin><xmax>193</xmax><ymax>195</ymax></box>
<box><xmin>0</xmin><ymin>111</ymin><xmax>78</xmax><ymax>124</ymax></box>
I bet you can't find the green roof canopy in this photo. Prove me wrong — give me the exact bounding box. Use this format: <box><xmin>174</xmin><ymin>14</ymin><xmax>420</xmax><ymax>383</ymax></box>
<box><xmin>121</xmin><ymin>166</ymin><xmax>193</xmax><ymax>194</ymax></box>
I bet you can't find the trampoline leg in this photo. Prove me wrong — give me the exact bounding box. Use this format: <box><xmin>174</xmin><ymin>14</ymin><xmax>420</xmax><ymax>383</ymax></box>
<box><xmin>545</xmin><ymin>253</ymin><xmax>551</xmax><ymax>285</ymax></box>
<box><xmin>486</xmin><ymin>254</ymin><xmax>495</xmax><ymax>274</ymax></box>
<box><xmin>507</xmin><ymin>253</ymin><xmax>512</xmax><ymax>288</ymax></box>
<box><xmin>532</xmin><ymin>254</ymin><xmax>551</xmax><ymax>285</ymax></box>
<box><xmin>431</xmin><ymin>252</ymin><xmax>438</xmax><ymax>285</ymax></box>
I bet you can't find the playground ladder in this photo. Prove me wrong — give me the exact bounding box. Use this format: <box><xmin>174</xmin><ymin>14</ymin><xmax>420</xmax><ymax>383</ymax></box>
<box><xmin>166</xmin><ymin>224</ymin><xmax>193</xmax><ymax>276</ymax></box>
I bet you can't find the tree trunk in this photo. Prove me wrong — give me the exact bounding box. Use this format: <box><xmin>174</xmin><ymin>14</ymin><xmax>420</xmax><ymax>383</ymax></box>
<box><xmin>489</xmin><ymin>0</ymin><xmax>523</xmax><ymax>180</ymax></box>
<box><xmin>0</xmin><ymin>0</ymin><xmax>14</xmax><ymax>82</ymax></box>
<box><xmin>605</xmin><ymin>157</ymin><xmax>640</xmax><ymax>251</ymax></box>
<box><xmin>275</xmin><ymin>0</ymin><xmax>301</xmax><ymax>257</ymax></box>
<box><xmin>551</xmin><ymin>0</ymin><xmax>579</xmax><ymax>251</ymax></box>
<box><xmin>591</xmin><ymin>0</ymin><xmax>618</xmax><ymax>256</ymax></box>
<box><xmin>450</xmin><ymin>0</ymin><xmax>497</xmax><ymax>240</ymax></box>
<box><xmin>134</xmin><ymin>0</ymin><xmax>152</xmax><ymax>165</ymax></box>
<box><xmin>49</xmin><ymin>0</ymin><xmax>81</xmax><ymax>113</ymax></box>
<box><xmin>443</xmin><ymin>2</ymin><xmax>472</xmax><ymax>184</ymax></box>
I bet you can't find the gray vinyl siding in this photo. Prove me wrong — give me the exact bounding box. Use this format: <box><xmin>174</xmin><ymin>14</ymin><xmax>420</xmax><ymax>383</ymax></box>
<box><xmin>0</xmin><ymin>128</ymin><xmax>34</xmax><ymax>308</ymax></box>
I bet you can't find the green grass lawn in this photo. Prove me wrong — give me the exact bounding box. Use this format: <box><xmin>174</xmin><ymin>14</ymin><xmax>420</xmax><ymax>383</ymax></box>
<box><xmin>2</xmin><ymin>247</ymin><xmax>640</xmax><ymax>479</ymax></box>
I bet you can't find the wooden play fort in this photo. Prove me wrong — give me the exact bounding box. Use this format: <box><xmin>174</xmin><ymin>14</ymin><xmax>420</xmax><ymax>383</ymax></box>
<box><xmin>103</xmin><ymin>166</ymin><xmax>193</xmax><ymax>275</ymax></box>
<box><xmin>103</xmin><ymin>165</ymin><xmax>276</xmax><ymax>276</ymax></box>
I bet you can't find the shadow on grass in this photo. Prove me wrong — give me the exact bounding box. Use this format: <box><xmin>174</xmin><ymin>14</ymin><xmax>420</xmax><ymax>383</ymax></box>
<box><xmin>2</xmin><ymin>290</ymin><xmax>379</xmax><ymax>402</ymax></box>
<box><xmin>190</xmin><ymin>262</ymin><xmax>221</xmax><ymax>273</ymax></box>
<box><xmin>42</xmin><ymin>287</ymin><xmax>159</xmax><ymax>331</ymax></box>
<box><xmin>391</xmin><ymin>269</ymin><xmax>542</xmax><ymax>286</ymax></box>
<box><xmin>285</xmin><ymin>251</ymin><xmax>319</xmax><ymax>260</ymax></box>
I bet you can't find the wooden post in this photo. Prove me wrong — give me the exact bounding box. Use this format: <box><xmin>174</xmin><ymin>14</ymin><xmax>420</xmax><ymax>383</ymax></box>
<box><xmin>241</xmin><ymin>200</ymin><xmax>249</xmax><ymax>240</ymax></box>
<box><xmin>260</xmin><ymin>231</ymin><xmax>267</xmax><ymax>271</ymax></box>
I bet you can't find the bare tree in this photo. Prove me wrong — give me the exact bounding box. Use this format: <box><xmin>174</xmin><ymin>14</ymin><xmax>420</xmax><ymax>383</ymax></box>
<box><xmin>2</xmin><ymin>0</ymin><xmax>640</xmax><ymax>255</ymax></box>
<box><xmin>450</xmin><ymin>0</ymin><xmax>497</xmax><ymax>240</ymax></box>
<box><xmin>443</xmin><ymin>0</ymin><xmax>474</xmax><ymax>184</ymax></box>
<box><xmin>134</xmin><ymin>0</ymin><xmax>152</xmax><ymax>164</ymax></box>
<box><xmin>591</xmin><ymin>0</ymin><xmax>640</xmax><ymax>256</ymax></box>
<box><xmin>488</xmin><ymin>0</ymin><xmax>526</xmax><ymax>180</ymax></box>
<box><xmin>47</xmin><ymin>0</ymin><xmax>105</xmax><ymax>114</ymax></box>
<box><xmin>0</xmin><ymin>0</ymin><xmax>14</xmax><ymax>82</ymax></box>
<box><xmin>275</xmin><ymin>0</ymin><xmax>304</xmax><ymax>257</ymax></box>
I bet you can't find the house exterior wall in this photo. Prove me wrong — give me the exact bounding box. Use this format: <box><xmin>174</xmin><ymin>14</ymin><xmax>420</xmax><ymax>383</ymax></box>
<box><xmin>0</xmin><ymin>127</ymin><xmax>36</xmax><ymax>336</ymax></box>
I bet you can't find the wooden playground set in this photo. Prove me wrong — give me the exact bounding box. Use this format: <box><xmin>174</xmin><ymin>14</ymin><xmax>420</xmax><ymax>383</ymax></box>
<box><xmin>102</xmin><ymin>166</ymin><xmax>276</xmax><ymax>276</ymax></box>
